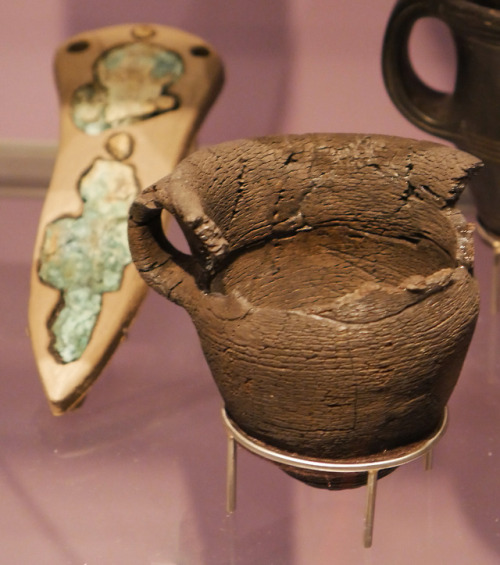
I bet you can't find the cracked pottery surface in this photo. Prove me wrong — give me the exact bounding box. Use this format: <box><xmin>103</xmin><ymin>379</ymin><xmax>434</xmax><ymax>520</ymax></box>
<box><xmin>129</xmin><ymin>133</ymin><xmax>481</xmax><ymax>489</ymax></box>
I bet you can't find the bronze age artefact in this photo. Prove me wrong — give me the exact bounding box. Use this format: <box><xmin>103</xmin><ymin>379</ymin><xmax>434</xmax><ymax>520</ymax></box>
<box><xmin>383</xmin><ymin>0</ymin><xmax>500</xmax><ymax>238</ymax></box>
<box><xmin>30</xmin><ymin>24</ymin><xmax>224</xmax><ymax>414</ymax></box>
<box><xmin>129</xmin><ymin>133</ymin><xmax>480</xmax><ymax>489</ymax></box>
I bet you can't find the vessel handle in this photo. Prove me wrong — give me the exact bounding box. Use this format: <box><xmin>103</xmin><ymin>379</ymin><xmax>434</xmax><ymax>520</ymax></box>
<box><xmin>382</xmin><ymin>0</ymin><xmax>460</xmax><ymax>140</ymax></box>
<box><xmin>128</xmin><ymin>175</ymin><xmax>229</xmax><ymax>313</ymax></box>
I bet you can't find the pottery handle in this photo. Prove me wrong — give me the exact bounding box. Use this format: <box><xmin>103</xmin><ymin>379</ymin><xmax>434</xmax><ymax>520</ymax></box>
<box><xmin>382</xmin><ymin>0</ymin><xmax>460</xmax><ymax>141</ymax></box>
<box><xmin>128</xmin><ymin>177</ymin><xmax>228</xmax><ymax>312</ymax></box>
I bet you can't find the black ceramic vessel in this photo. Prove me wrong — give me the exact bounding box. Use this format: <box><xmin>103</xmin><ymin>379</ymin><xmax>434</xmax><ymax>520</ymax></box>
<box><xmin>383</xmin><ymin>0</ymin><xmax>500</xmax><ymax>236</ymax></box>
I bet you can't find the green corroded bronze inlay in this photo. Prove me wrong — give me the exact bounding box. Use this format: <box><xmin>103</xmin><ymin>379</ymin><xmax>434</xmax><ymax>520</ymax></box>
<box><xmin>39</xmin><ymin>133</ymin><xmax>139</xmax><ymax>363</ymax></box>
<box><xmin>72</xmin><ymin>42</ymin><xmax>184</xmax><ymax>134</ymax></box>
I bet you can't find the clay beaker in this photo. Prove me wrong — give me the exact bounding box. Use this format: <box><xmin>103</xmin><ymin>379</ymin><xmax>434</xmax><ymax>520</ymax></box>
<box><xmin>129</xmin><ymin>134</ymin><xmax>480</xmax><ymax>489</ymax></box>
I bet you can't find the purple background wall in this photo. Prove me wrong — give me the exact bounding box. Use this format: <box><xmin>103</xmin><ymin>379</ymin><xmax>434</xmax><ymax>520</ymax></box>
<box><xmin>1</xmin><ymin>0</ymin><xmax>456</xmax><ymax>145</ymax></box>
<box><xmin>2</xmin><ymin>2</ymin><xmax>499</xmax><ymax>565</ymax></box>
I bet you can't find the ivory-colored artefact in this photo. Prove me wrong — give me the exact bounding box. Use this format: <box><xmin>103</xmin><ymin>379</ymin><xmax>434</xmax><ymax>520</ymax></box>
<box><xmin>30</xmin><ymin>24</ymin><xmax>224</xmax><ymax>414</ymax></box>
<box><xmin>129</xmin><ymin>134</ymin><xmax>480</xmax><ymax>489</ymax></box>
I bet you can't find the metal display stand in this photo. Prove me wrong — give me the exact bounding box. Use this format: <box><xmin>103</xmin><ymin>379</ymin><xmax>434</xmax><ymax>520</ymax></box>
<box><xmin>477</xmin><ymin>223</ymin><xmax>500</xmax><ymax>314</ymax></box>
<box><xmin>222</xmin><ymin>407</ymin><xmax>448</xmax><ymax>548</ymax></box>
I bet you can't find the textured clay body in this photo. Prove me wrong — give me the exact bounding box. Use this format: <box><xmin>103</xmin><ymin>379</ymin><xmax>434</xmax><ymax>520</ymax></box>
<box><xmin>129</xmin><ymin>134</ymin><xmax>480</xmax><ymax>488</ymax></box>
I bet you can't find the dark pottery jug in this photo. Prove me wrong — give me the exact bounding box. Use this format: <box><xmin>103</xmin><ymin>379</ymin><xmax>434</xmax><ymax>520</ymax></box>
<box><xmin>383</xmin><ymin>0</ymin><xmax>500</xmax><ymax>236</ymax></box>
<box><xmin>128</xmin><ymin>134</ymin><xmax>480</xmax><ymax>489</ymax></box>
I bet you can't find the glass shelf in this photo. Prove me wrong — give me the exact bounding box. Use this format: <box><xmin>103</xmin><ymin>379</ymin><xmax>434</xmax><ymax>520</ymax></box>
<box><xmin>0</xmin><ymin>195</ymin><xmax>499</xmax><ymax>564</ymax></box>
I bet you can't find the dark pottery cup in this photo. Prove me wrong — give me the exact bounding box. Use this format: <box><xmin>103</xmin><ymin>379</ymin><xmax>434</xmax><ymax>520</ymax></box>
<box><xmin>383</xmin><ymin>0</ymin><xmax>500</xmax><ymax>236</ymax></box>
<box><xmin>129</xmin><ymin>133</ymin><xmax>480</xmax><ymax>489</ymax></box>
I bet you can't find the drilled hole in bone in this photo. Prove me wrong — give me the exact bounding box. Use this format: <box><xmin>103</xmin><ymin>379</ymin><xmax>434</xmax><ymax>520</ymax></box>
<box><xmin>190</xmin><ymin>45</ymin><xmax>210</xmax><ymax>57</ymax></box>
<box><xmin>67</xmin><ymin>40</ymin><xmax>90</xmax><ymax>53</ymax></box>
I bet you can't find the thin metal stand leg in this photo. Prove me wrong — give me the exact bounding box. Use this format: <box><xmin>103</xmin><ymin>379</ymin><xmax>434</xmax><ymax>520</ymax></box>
<box><xmin>364</xmin><ymin>470</ymin><xmax>378</xmax><ymax>548</ymax></box>
<box><xmin>424</xmin><ymin>449</ymin><xmax>433</xmax><ymax>471</ymax></box>
<box><xmin>492</xmin><ymin>246</ymin><xmax>500</xmax><ymax>315</ymax></box>
<box><xmin>226</xmin><ymin>433</ymin><xmax>237</xmax><ymax>513</ymax></box>
<box><xmin>478</xmin><ymin>223</ymin><xmax>500</xmax><ymax>315</ymax></box>
<box><xmin>222</xmin><ymin>407</ymin><xmax>448</xmax><ymax>548</ymax></box>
